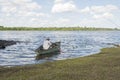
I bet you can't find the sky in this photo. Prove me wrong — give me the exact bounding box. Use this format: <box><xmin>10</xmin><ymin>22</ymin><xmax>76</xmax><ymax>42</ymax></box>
<box><xmin>0</xmin><ymin>0</ymin><xmax>120</xmax><ymax>28</ymax></box>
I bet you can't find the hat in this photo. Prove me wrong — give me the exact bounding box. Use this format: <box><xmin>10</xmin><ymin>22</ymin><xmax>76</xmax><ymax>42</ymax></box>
<box><xmin>46</xmin><ymin>38</ymin><xmax>50</xmax><ymax>40</ymax></box>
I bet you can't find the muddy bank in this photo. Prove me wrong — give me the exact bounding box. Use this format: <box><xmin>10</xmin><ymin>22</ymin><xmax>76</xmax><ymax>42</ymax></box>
<box><xmin>0</xmin><ymin>40</ymin><xmax>17</xmax><ymax>49</ymax></box>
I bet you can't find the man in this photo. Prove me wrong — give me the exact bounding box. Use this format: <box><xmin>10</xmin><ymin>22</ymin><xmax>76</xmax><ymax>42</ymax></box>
<box><xmin>43</xmin><ymin>38</ymin><xmax>52</xmax><ymax>50</ymax></box>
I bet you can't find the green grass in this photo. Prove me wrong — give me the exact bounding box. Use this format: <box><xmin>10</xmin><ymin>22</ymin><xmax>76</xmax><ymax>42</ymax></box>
<box><xmin>0</xmin><ymin>47</ymin><xmax>120</xmax><ymax>80</ymax></box>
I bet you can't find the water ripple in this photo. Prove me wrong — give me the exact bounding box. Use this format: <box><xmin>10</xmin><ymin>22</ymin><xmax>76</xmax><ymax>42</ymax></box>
<box><xmin>0</xmin><ymin>31</ymin><xmax>120</xmax><ymax>66</ymax></box>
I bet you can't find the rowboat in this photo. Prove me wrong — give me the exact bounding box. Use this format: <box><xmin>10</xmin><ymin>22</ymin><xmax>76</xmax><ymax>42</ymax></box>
<box><xmin>35</xmin><ymin>42</ymin><xmax>61</xmax><ymax>60</ymax></box>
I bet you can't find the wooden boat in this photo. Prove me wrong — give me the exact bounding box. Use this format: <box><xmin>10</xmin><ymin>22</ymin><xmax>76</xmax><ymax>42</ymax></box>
<box><xmin>35</xmin><ymin>42</ymin><xmax>61</xmax><ymax>60</ymax></box>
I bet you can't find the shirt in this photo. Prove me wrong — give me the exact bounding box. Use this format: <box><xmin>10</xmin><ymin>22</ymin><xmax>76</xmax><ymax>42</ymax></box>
<box><xmin>43</xmin><ymin>40</ymin><xmax>52</xmax><ymax>50</ymax></box>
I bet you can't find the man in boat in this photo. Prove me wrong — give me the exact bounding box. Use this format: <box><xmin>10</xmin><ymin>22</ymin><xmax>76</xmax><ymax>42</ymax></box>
<box><xmin>43</xmin><ymin>38</ymin><xmax>52</xmax><ymax>50</ymax></box>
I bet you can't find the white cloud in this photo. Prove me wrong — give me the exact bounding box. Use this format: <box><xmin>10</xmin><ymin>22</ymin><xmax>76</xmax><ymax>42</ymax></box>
<box><xmin>80</xmin><ymin>5</ymin><xmax>118</xmax><ymax>19</ymax></box>
<box><xmin>0</xmin><ymin>0</ymin><xmax>50</xmax><ymax>27</ymax></box>
<box><xmin>0</xmin><ymin>0</ymin><xmax>119</xmax><ymax>28</ymax></box>
<box><xmin>78</xmin><ymin>5</ymin><xmax>119</xmax><ymax>28</ymax></box>
<box><xmin>16</xmin><ymin>11</ymin><xmax>47</xmax><ymax>17</ymax></box>
<box><xmin>80</xmin><ymin>5</ymin><xmax>118</xmax><ymax>14</ymax></box>
<box><xmin>0</xmin><ymin>0</ymin><xmax>42</xmax><ymax>16</ymax></box>
<box><xmin>12</xmin><ymin>0</ymin><xmax>32</xmax><ymax>3</ymax></box>
<box><xmin>91</xmin><ymin>5</ymin><xmax>118</xmax><ymax>13</ymax></box>
<box><xmin>1</xmin><ymin>5</ymin><xmax>17</xmax><ymax>13</ymax></box>
<box><xmin>93</xmin><ymin>13</ymin><xmax>114</xmax><ymax>19</ymax></box>
<box><xmin>47</xmin><ymin>18</ymin><xmax>70</xmax><ymax>27</ymax></box>
<box><xmin>52</xmin><ymin>0</ymin><xmax>77</xmax><ymax>13</ymax></box>
<box><xmin>0</xmin><ymin>18</ymin><xmax>3</xmax><ymax>22</ymax></box>
<box><xmin>54</xmin><ymin>0</ymin><xmax>64</xmax><ymax>3</ymax></box>
<box><xmin>57</xmin><ymin>18</ymin><xmax>70</xmax><ymax>23</ymax></box>
<box><xmin>80</xmin><ymin>7</ymin><xmax>90</xmax><ymax>13</ymax></box>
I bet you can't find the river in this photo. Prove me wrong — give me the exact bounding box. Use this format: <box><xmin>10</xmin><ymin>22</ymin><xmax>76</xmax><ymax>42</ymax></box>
<box><xmin>0</xmin><ymin>31</ymin><xmax>120</xmax><ymax>66</ymax></box>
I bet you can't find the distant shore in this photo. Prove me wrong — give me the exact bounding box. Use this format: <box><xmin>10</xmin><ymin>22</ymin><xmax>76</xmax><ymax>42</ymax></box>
<box><xmin>0</xmin><ymin>26</ymin><xmax>119</xmax><ymax>31</ymax></box>
<box><xmin>0</xmin><ymin>46</ymin><xmax>120</xmax><ymax>80</ymax></box>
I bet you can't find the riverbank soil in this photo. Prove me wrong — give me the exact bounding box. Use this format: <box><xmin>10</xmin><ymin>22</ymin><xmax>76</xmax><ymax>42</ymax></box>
<box><xmin>0</xmin><ymin>47</ymin><xmax>120</xmax><ymax>80</ymax></box>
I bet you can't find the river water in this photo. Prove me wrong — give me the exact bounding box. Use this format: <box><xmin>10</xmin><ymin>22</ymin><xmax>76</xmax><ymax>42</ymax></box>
<box><xmin>0</xmin><ymin>31</ymin><xmax>120</xmax><ymax>66</ymax></box>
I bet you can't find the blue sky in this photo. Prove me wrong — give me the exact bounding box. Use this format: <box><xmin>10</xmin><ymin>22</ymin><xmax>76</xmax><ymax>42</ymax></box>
<box><xmin>0</xmin><ymin>0</ymin><xmax>120</xmax><ymax>28</ymax></box>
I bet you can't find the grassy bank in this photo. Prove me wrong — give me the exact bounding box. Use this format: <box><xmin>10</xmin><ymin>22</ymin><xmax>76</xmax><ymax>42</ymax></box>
<box><xmin>0</xmin><ymin>47</ymin><xmax>120</xmax><ymax>80</ymax></box>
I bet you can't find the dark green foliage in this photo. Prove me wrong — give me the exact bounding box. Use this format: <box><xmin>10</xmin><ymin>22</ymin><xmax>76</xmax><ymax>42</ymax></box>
<box><xmin>0</xmin><ymin>26</ymin><xmax>4</xmax><ymax>28</ymax></box>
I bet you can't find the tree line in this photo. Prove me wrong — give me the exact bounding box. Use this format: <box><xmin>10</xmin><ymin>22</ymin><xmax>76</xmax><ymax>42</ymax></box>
<box><xmin>0</xmin><ymin>26</ymin><xmax>119</xmax><ymax>31</ymax></box>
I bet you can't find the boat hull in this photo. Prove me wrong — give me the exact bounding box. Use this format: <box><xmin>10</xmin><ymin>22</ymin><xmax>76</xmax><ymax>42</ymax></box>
<box><xmin>35</xmin><ymin>42</ymin><xmax>60</xmax><ymax>60</ymax></box>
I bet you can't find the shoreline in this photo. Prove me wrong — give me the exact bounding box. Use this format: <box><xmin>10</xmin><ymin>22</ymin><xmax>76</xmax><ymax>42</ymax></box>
<box><xmin>0</xmin><ymin>27</ymin><xmax>119</xmax><ymax>31</ymax></box>
<box><xmin>0</xmin><ymin>46</ymin><xmax>120</xmax><ymax>80</ymax></box>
